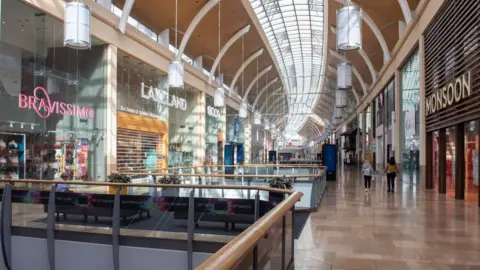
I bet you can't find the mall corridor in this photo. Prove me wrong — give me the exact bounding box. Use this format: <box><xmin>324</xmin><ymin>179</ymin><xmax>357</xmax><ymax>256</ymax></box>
<box><xmin>295</xmin><ymin>167</ymin><xmax>480</xmax><ymax>270</ymax></box>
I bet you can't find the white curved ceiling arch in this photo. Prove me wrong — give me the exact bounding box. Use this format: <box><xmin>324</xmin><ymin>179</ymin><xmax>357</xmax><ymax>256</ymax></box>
<box><xmin>249</xmin><ymin>0</ymin><xmax>326</xmax><ymax>136</ymax></box>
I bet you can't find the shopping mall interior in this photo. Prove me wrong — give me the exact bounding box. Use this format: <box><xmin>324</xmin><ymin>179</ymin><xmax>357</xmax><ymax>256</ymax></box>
<box><xmin>0</xmin><ymin>0</ymin><xmax>478</xmax><ymax>269</ymax></box>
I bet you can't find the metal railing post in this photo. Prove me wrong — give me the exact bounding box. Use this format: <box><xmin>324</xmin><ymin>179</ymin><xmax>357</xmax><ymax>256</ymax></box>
<box><xmin>252</xmin><ymin>191</ymin><xmax>260</xmax><ymax>270</ymax></box>
<box><xmin>112</xmin><ymin>188</ymin><xmax>121</xmax><ymax>270</ymax></box>
<box><xmin>187</xmin><ymin>189</ymin><xmax>195</xmax><ymax>270</ymax></box>
<box><xmin>47</xmin><ymin>184</ymin><xmax>56</xmax><ymax>270</ymax></box>
<box><xmin>1</xmin><ymin>183</ymin><xmax>12</xmax><ymax>270</ymax></box>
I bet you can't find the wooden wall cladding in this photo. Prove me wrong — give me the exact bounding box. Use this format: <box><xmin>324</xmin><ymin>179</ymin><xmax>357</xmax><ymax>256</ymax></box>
<box><xmin>424</xmin><ymin>0</ymin><xmax>480</xmax><ymax>132</ymax></box>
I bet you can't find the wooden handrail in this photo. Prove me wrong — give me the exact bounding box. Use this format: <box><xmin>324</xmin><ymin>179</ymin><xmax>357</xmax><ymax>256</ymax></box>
<box><xmin>0</xmin><ymin>179</ymin><xmax>296</xmax><ymax>194</ymax></box>
<box><xmin>196</xmin><ymin>191</ymin><xmax>303</xmax><ymax>269</ymax></box>
<box><xmin>120</xmin><ymin>173</ymin><xmax>323</xmax><ymax>178</ymax></box>
<box><xmin>122</xmin><ymin>164</ymin><xmax>325</xmax><ymax>171</ymax></box>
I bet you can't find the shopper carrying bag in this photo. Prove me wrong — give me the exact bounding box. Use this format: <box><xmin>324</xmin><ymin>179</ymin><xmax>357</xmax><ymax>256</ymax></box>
<box><xmin>384</xmin><ymin>157</ymin><xmax>399</xmax><ymax>193</ymax></box>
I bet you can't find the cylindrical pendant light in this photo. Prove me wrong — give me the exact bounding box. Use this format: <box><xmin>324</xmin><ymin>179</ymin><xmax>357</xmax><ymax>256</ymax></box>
<box><xmin>214</xmin><ymin>87</ymin><xmax>225</xmax><ymax>107</ymax></box>
<box><xmin>264</xmin><ymin>119</ymin><xmax>270</xmax><ymax>130</ymax></box>
<box><xmin>336</xmin><ymin>4</ymin><xmax>362</xmax><ymax>51</ymax></box>
<box><xmin>337</xmin><ymin>62</ymin><xmax>352</xmax><ymax>89</ymax></box>
<box><xmin>335</xmin><ymin>107</ymin><xmax>343</xmax><ymax>119</ymax></box>
<box><xmin>254</xmin><ymin>111</ymin><xmax>262</xmax><ymax>125</ymax></box>
<box><xmin>336</xmin><ymin>90</ymin><xmax>347</xmax><ymax>108</ymax></box>
<box><xmin>64</xmin><ymin>1</ymin><xmax>91</xmax><ymax>49</ymax></box>
<box><xmin>239</xmin><ymin>102</ymin><xmax>248</xmax><ymax>118</ymax></box>
<box><xmin>168</xmin><ymin>61</ymin><xmax>184</xmax><ymax>88</ymax></box>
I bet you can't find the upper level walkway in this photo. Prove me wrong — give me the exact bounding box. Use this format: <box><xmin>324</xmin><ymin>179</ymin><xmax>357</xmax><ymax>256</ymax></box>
<box><xmin>295</xmin><ymin>166</ymin><xmax>480</xmax><ymax>270</ymax></box>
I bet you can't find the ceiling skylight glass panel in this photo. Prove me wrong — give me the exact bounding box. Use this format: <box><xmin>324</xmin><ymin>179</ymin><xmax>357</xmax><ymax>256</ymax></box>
<box><xmin>249</xmin><ymin>0</ymin><xmax>325</xmax><ymax>138</ymax></box>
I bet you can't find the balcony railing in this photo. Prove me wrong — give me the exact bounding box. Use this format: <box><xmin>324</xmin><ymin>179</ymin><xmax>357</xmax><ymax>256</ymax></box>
<box><xmin>0</xmin><ymin>164</ymin><xmax>326</xmax><ymax>269</ymax></box>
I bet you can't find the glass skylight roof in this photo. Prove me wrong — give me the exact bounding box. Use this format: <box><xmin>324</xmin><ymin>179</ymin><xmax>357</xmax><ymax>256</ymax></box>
<box><xmin>249</xmin><ymin>0</ymin><xmax>326</xmax><ymax>136</ymax></box>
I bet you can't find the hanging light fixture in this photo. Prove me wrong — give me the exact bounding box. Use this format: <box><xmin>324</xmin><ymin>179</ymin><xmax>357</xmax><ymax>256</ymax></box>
<box><xmin>336</xmin><ymin>1</ymin><xmax>362</xmax><ymax>51</ymax></box>
<box><xmin>168</xmin><ymin>61</ymin><xmax>184</xmax><ymax>89</ymax></box>
<box><xmin>335</xmin><ymin>107</ymin><xmax>343</xmax><ymax>119</ymax></box>
<box><xmin>254</xmin><ymin>111</ymin><xmax>262</xmax><ymax>125</ymax></box>
<box><xmin>337</xmin><ymin>62</ymin><xmax>352</xmax><ymax>89</ymax></box>
<box><xmin>264</xmin><ymin>119</ymin><xmax>270</xmax><ymax>130</ymax></box>
<box><xmin>64</xmin><ymin>1</ymin><xmax>91</xmax><ymax>49</ymax></box>
<box><xmin>239</xmin><ymin>102</ymin><xmax>248</xmax><ymax>118</ymax></box>
<box><xmin>336</xmin><ymin>90</ymin><xmax>347</xmax><ymax>108</ymax></box>
<box><xmin>214</xmin><ymin>87</ymin><xmax>225</xmax><ymax>107</ymax></box>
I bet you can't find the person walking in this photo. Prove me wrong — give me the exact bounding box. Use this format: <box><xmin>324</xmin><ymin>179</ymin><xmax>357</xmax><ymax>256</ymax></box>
<box><xmin>385</xmin><ymin>157</ymin><xmax>399</xmax><ymax>193</ymax></box>
<box><xmin>362</xmin><ymin>159</ymin><xmax>374</xmax><ymax>193</ymax></box>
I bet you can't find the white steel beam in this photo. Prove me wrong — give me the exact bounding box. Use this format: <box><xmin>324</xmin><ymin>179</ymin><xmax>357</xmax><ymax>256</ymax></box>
<box><xmin>230</xmin><ymin>49</ymin><xmax>264</xmax><ymax>90</ymax></box>
<box><xmin>118</xmin><ymin>0</ymin><xmax>135</xmax><ymax>34</ymax></box>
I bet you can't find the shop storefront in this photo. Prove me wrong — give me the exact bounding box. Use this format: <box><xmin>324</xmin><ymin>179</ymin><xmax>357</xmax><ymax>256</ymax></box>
<box><xmin>426</xmin><ymin>0</ymin><xmax>479</xmax><ymax>206</ymax></box>
<box><xmin>168</xmin><ymin>86</ymin><xmax>200</xmax><ymax>167</ymax></box>
<box><xmin>205</xmin><ymin>95</ymin><xmax>222</xmax><ymax>166</ymax></box>
<box><xmin>225</xmin><ymin>106</ymin><xmax>244</xmax><ymax>170</ymax></box>
<box><xmin>374</xmin><ymin>79</ymin><xmax>395</xmax><ymax>169</ymax></box>
<box><xmin>117</xmin><ymin>52</ymin><xmax>168</xmax><ymax>173</ymax></box>
<box><xmin>400</xmin><ymin>50</ymin><xmax>420</xmax><ymax>184</ymax></box>
<box><xmin>0</xmin><ymin>0</ymin><xmax>107</xmax><ymax>181</ymax></box>
<box><xmin>250</xmin><ymin>123</ymin><xmax>265</xmax><ymax>163</ymax></box>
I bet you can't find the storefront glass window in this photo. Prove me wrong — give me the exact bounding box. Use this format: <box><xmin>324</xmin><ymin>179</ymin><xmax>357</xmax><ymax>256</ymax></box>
<box><xmin>400</xmin><ymin>50</ymin><xmax>420</xmax><ymax>184</ymax></box>
<box><xmin>465</xmin><ymin>121</ymin><xmax>479</xmax><ymax>204</ymax></box>
<box><xmin>0</xmin><ymin>0</ymin><xmax>106</xmax><ymax>181</ymax></box>
<box><xmin>446</xmin><ymin>126</ymin><xmax>456</xmax><ymax>198</ymax></box>
<box><xmin>168</xmin><ymin>88</ymin><xmax>199</xmax><ymax>167</ymax></box>
<box><xmin>205</xmin><ymin>95</ymin><xmax>222</xmax><ymax>166</ymax></box>
<box><xmin>117</xmin><ymin>52</ymin><xmax>169</xmax><ymax>121</ymax></box>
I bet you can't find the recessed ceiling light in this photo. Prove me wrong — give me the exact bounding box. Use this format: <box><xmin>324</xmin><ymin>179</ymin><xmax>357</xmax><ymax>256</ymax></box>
<box><xmin>2</xmin><ymin>22</ymin><xmax>5</xmax><ymax>24</ymax></box>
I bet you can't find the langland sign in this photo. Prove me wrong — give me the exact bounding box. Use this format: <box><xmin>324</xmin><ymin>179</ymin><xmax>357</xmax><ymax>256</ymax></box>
<box><xmin>140</xmin><ymin>82</ymin><xmax>187</xmax><ymax>111</ymax></box>
<box><xmin>426</xmin><ymin>71</ymin><xmax>471</xmax><ymax>116</ymax></box>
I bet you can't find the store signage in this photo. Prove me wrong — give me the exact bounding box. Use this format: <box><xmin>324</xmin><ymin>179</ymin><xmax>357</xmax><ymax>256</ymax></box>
<box><xmin>426</xmin><ymin>71</ymin><xmax>471</xmax><ymax>116</ymax></box>
<box><xmin>140</xmin><ymin>82</ymin><xmax>187</xmax><ymax>111</ymax></box>
<box><xmin>207</xmin><ymin>106</ymin><xmax>220</xmax><ymax>118</ymax></box>
<box><xmin>18</xmin><ymin>86</ymin><xmax>95</xmax><ymax>119</ymax></box>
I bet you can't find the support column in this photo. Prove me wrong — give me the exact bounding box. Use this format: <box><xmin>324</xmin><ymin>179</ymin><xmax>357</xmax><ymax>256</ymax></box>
<box><xmin>220</xmin><ymin>106</ymin><xmax>227</xmax><ymax>165</ymax></box>
<box><xmin>455</xmin><ymin>123</ymin><xmax>465</xmax><ymax>200</ymax></box>
<box><xmin>426</xmin><ymin>132</ymin><xmax>433</xmax><ymax>189</ymax></box>
<box><xmin>394</xmin><ymin>70</ymin><xmax>402</xmax><ymax>166</ymax></box>
<box><xmin>419</xmin><ymin>35</ymin><xmax>427</xmax><ymax>184</ymax></box>
<box><xmin>370</xmin><ymin>100</ymin><xmax>376</xmax><ymax>171</ymax></box>
<box><xmin>362</xmin><ymin>108</ymin><xmax>367</xmax><ymax>162</ymax></box>
<box><xmin>244</xmin><ymin>117</ymin><xmax>252</xmax><ymax>163</ymax></box>
<box><xmin>438</xmin><ymin>129</ymin><xmax>446</xmax><ymax>194</ymax></box>
<box><xmin>106</xmin><ymin>44</ymin><xmax>118</xmax><ymax>175</ymax></box>
<box><xmin>197</xmin><ymin>92</ymin><xmax>206</xmax><ymax>166</ymax></box>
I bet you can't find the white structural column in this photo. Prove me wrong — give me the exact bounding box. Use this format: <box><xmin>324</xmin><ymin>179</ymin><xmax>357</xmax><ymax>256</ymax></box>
<box><xmin>230</xmin><ymin>49</ymin><xmax>264</xmax><ymax>90</ymax></box>
<box><xmin>175</xmin><ymin>0</ymin><xmax>221</xmax><ymax>61</ymax></box>
<box><xmin>419</xmin><ymin>35</ymin><xmax>426</xmax><ymax>167</ymax></box>
<box><xmin>252</xmin><ymin>84</ymin><xmax>280</xmax><ymax>109</ymax></box>
<box><xmin>244</xmin><ymin>117</ymin><xmax>252</xmax><ymax>163</ymax></box>
<box><xmin>335</xmin><ymin>0</ymin><xmax>391</xmax><ymax>64</ymax></box>
<box><xmin>97</xmin><ymin>0</ymin><xmax>112</xmax><ymax>9</ymax></box>
<box><xmin>197</xmin><ymin>92</ymin><xmax>206</xmax><ymax>166</ymax></box>
<box><xmin>242</xmin><ymin>65</ymin><xmax>272</xmax><ymax>100</ymax></box>
<box><xmin>397</xmin><ymin>0</ymin><xmax>413</xmax><ymax>23</ymax></box>
<box><xmin>330</xmin><ymin>50</ymin><xmax>368</xmax><ymax>95</ymax></box>
<box><xmin>105</xmin><ymin>44</ymin><xmax>118</xmax><ymax>174</ymax></box>
<box><xmin>362</xmin><ymin>109</ymin><xmax>367</xmax><ymax>161</ymax></box>
<box><xmin>208</xmin><ymin>25</ymin><xmax>251</xmax><ymax>84</ymax></box>
<box><xmin>330</xmin><ymin>26</ymin><xmax>377</xmax><ymax>82</ymax></box>
<box><xmin>118</xmin><ymin>0</ymin><xmax>135</xmax><ymax>34</ymax></box>
<box><xmin>394</xmin><ymin>70</ymin><xmax>402</xmax><ymax>164</ymax></box>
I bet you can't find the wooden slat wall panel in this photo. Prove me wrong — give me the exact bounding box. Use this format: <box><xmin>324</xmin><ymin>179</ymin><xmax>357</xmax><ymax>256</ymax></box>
<box><xmin>424</xmin><ymin>0</ymin><xmax>480</xmax><ymax>132</ymax></box>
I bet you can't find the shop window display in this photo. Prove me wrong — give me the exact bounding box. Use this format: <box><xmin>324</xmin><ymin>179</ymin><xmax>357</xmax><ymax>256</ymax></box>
<box><xmin>465</xmin><ymin>121</ymin><xmax>479</xmax><ymax>204</ymax></box>
<box><xmin>446</xmin><ymin>127</ymin><xmax>456</xmax><ymax>198</ymax></box>
<box><xmin>0</xmin><ymin>0</ymin><xmax>106</xmax><ymax>181</ymax></box>
<box><xmin>205</xmin><ymin>95</ymin><xmax>222</xmax><ymax>166</ymax></box>
<box><xmin>400</xmin><ymin>50</ymin><xmax>420</xmax><ymax>184</ymax></box>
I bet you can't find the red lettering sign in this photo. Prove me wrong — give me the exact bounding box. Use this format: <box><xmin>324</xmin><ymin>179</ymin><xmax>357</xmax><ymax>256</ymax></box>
<box><xmin>18</xmin><ymin>86</ymin><xmax>95</xmax><ymax>119</ymax></box>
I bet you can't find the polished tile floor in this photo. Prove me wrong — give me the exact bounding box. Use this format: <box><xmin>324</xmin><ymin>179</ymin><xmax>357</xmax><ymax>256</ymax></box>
<box><xmin>295</xmin><ymin>165</ymin><xmax>480</xmax><ymax>270</ymax></box>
